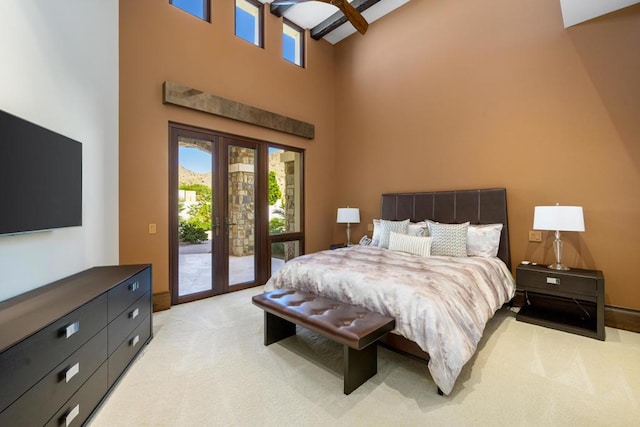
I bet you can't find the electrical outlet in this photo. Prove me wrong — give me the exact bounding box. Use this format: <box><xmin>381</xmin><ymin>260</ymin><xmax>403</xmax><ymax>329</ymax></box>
<box><xmin>367</xmin><ymin>223</ymin><xmax>374</xmax><ymax>231</ymax></box>
<box><xmin>148</xmin><ymin>223</ymin><xmax>157</xmax><ymax>234</ymax></box>
<box><xmin>528</xmin><ymin>230</ymin><xmax>542</xmax><ymax>242</ymax></box>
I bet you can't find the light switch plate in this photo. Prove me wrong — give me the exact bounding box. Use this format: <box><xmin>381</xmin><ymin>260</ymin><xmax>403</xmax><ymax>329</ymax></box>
<box><xmin>528</xmin><ymin>230</ymin><xmax>542</xmax><ymax>242</ymax></box>
<box><xmin>148</xmin><ymin>223</ymin><xmax>157</xmax><ymax>234</ymax></box>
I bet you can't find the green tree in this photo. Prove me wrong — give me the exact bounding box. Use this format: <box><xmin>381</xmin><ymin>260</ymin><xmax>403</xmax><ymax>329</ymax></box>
<box><xmin>179</xmin><ymin>183</ymin><xmax>212</xmax><ymax>234</ymax></box>
<box><xmin>268</xmin><ymin>171</ymin><xmax>282</xmax><ymax>206</ymax></box>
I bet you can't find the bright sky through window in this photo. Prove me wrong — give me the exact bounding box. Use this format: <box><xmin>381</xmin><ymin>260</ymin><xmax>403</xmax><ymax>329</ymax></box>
<box><xmin>179</xmin><ymin>147</ymin><xmax>211</xmax><ymax>173</ymax></box>
<box><xmin>283</xmin><ymin>22</ymin><xmax>303</xmax><ymax>67</ymax></box>
<box><xmin>170</xmin><ymin>0</ymin><xmax>207</xmax><ymax>20</ymax></box>
<box><xmin>235</xmin><ymin>0</ymin><xmax>261</xmax><ymax>46</ymax></box>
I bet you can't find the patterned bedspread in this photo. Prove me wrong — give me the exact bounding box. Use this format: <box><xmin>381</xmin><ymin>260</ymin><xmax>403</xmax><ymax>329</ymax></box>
<box><xmin>264</xmin><ymin>245</ymin><xmax>515</xmax><ymax>395</ymax></box>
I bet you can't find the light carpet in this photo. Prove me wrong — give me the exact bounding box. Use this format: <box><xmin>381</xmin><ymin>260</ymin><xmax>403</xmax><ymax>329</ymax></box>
<box><xmin>89</xmin><ymin>286</ymin><xmax>640</xmax><ymax>426</ymax></box>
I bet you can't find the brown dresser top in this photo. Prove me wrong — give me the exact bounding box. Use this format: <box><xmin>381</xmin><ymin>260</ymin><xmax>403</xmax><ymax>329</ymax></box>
<box><xmin>0</xmin><ymin>264</ymin><xmax>150</xmax><ymax>352</ymax></box>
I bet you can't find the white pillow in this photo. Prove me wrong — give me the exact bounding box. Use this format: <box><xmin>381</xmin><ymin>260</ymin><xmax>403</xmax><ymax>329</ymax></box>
<box><xmin>378</xmin><ymin>219</ymin><xmax>410</xmax><ymax>249</ymax></box>
<box><xmin>408</xmin><ymin>221</ymin><xmax>427</xmax><ymax>237</ymax></box>
<box><xmin>389</xmin><ymin>231</ymin><xmax>432</xmax><ymax>257</ymax></box>
<box><xmin>371</xmin><ymin>219</ymin><xmax>381</xmax><ymax>246</ymax></box>
<box><xmin>427</xmin><ymin>221</ymin><xmax>469</xmax><ymax>257</ymax></box>
<box><xmin>467</xmin><ymin>223</ymin><xmax>503</xmax><ymax>257</ymax></box>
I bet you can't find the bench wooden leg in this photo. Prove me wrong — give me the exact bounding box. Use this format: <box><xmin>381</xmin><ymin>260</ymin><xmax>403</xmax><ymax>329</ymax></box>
<box><xmin>343</xmin><ymin>343</ymin><xmax>377</xmax><ymax>395</ymax></box>
<box><xmin>264</xmin><ymin>312</ymin><xmax>296</xmax><ymax>346</ymax></box>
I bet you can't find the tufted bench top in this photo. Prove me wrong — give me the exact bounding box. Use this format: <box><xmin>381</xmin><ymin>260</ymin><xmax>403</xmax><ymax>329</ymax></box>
<box><xmin>252</xmin><ymin>289</ymin><xmax>395</xmax><ymax>350</ymax></box>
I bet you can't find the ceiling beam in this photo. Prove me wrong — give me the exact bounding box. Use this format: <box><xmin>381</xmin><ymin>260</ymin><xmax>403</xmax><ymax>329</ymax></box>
<box><xmin>269</xmin><ymin>3</ymin><xmax>294</xmax><ymax>18</ymax></box>
<box><xmin>310</xmin><ymin>0</ymin><xmax>381</xmax><ymax>40</ymax></box>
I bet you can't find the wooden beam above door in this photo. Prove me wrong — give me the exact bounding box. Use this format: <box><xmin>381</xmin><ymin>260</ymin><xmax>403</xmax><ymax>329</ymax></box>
<box><xmin>162</xmin><ymin>81</ymin><xmax>315</xmax><ymax>140</ymax></box>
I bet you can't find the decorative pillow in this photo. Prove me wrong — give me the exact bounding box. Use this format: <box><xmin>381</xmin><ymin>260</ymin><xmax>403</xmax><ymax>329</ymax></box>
<box><xmin>371</xmin><ymin>219</ymin><xmax>381</xmax><ymax>246</ymax></box>
<box><xmin>378</xmin><ymin>219</ymin><xmax>410</xmax><ymax>249</ymax></box>
<box><xmin>388</xmin><ymin>232</ymin><xmax>432</xmax><ymax>257</ymax></box>
<box><xmin>427</xmin><ymin>221</ymin><xmax>469</xmax><ymax>257</ymax></box>
<box><xmin>467</xmin><ymin>223</ymin><xmax>503</xmax><ymax>257</ymax></box>
<box><xmin>407</xmin><ymin>221</ymin><xmax>427</xmax><ymax>237</ymax></box>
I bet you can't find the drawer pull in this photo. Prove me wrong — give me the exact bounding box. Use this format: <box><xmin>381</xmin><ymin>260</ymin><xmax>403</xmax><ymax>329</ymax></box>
<box><xmin>65</xmin><ymin>404</ymin><xmax>80</xmax><ymax>426</ymax></box>
<box><xmin>130</xmin><ymin>334</ymin><xmax>140</xmax><ymax>347</ymax></box>
<box><xmin>64</xmin><ymin>321</ymin><xmax>80</xmax><ymax>339</ymax></box>
<box><xmin>130</xmin><ymin>307</ymin><xmax>140</xmax><ymax>319</ymax></box>
<box><xmin>129</xmin><ymin>281</ymin><xmax>140</xmax><ymax>292</ymax></box>
<box><xmin>546</xmin><ymin>277</ymin><xmax>560</xmax><ymax>285</ymax></box>
<box><xmin>65</xmin><ymin>362</ymin><xmax>80</xmax><ymax>383</ymax></box>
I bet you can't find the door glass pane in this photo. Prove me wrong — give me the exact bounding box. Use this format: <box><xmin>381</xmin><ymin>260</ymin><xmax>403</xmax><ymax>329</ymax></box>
<box><xmin>228</xmin><ymin>145</ymin><xmax>256</xmax><ymax>286</ymax></box>
<box><xmin>178</xmin><ymin>137</ymin><xmax>213</xmax><ymax>296</ymax></box>
<box><xmin>271</xmin><ymin>240</ymin><xmax>300</xmax><ymax>276</ymax></box>
<box><xmin>269</xmin><ymin>148</ymin><xmax>302</xmax><ymax>234</ymax></box>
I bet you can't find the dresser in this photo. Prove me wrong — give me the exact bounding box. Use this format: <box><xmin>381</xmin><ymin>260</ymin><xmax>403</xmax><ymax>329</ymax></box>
<box><xmin>516</xmin><ymin>263</ymin><xmax>605</xmax><ymax>340</ymax></box>
<box><xmin>0</xmin><ymin>265</ymin><xmax>152</xmax><ymax>426</ymax></box>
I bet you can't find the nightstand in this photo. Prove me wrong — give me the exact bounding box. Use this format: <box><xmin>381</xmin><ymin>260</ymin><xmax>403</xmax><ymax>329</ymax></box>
<box><xmin>330</xmin><ymin>243</ymin><xmax>346</xmax><ymax>250</ymax></box>
<box><xmin>516</xmin><ymin>263</ymin><xmax>605</xmax><ymax>340</ymax></box>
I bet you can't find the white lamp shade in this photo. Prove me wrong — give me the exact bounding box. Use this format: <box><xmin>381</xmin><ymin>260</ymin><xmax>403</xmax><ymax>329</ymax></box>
<box><xmin>533</xmin><ymin>206</ymin><xmax>585</xmax><ymax>232</ymax></box>
<box><xmin>337</xmin><ymin>208</ymin><xmax>360</xmax><ymax>224</ymax></box>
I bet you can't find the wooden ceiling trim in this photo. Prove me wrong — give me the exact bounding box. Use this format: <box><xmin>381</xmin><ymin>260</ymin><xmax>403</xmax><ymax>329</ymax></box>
<box><xmin>310</xmin><ymin>0</ymin><xmax>381</xmax><ymax>40</ymax></box>
<box><xmin>269</xmin><ymin>4</ymin><xmax>293</xmax><ymax>18</ymax></box>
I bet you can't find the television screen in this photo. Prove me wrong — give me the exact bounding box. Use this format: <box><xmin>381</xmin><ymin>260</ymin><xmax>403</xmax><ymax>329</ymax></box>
<box><xmin>0</xmin><ymin>109</ymin><xmax>82</xmax><ymax>235</ymax></box>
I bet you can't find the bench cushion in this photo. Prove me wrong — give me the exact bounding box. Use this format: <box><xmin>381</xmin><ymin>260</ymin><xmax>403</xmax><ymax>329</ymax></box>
<box><xmin>252</xmin><ymin>290</ymin><xmax>395</xmax><ymax>350</ymax></box>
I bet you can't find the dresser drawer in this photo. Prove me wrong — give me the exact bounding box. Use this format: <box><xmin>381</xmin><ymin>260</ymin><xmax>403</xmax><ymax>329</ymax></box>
<box><xmin>108</xmin><ymin>269</ymin><xmax>151</xmax><ymax>321</ymax></box>
<box><xmin>0</xmin><ymin>293</ymin><xmax>108</xmax><ymax>412</ymax></box>
<box><xmin>44</xmin><ymin>361</ymin><xmax>108</xmax><ymax>427</ymax></box>
<box><xmin>517</xmin><ymin>268</ymin><xmax>597</xmax><ymax>297</ymax></box>
<box><xmin>0</xmin><ymin>327</ymin><xmax>108</xmax><ymax>426</ymax></box>
<box><xmin>108</xmin><ymin>291</ymin><xmax>151</xmax><ymax>355</ymax></box>
<box><xmin>108</xmin><ymin>314</ymin><xmax>151</xmax><ymax>388</ymax></box>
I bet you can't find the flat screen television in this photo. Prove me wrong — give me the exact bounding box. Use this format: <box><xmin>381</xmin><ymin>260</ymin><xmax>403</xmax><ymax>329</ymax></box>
<box><xmin>0</xmin><ymin>109</ymin><xmax>82</xmax><ymax>235</ymax></box>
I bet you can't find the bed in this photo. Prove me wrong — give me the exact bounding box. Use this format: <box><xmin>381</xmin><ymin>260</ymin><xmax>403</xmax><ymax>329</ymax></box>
<box><xmin>264</xmin><ymin>188</ymin><xmax>515</xmax><ymax>395</ymax></box>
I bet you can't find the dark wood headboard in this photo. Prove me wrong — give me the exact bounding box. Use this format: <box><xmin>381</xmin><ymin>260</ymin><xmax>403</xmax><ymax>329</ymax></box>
<box><xmin>381</xmin><ymin>188</ymin><xmax>511</xmax><ymax>269</ymax></box>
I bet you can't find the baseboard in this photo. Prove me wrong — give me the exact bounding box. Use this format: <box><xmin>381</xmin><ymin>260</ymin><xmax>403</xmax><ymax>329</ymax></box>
<box><xmin>153</xmin><ymin>292</ymin><xmax>171</xmax><ymax>312</ymax></box>
<box><xmin>605</xmin><ymin>305</ymin><xmax>640</xmax><ymax>333</ymax></box>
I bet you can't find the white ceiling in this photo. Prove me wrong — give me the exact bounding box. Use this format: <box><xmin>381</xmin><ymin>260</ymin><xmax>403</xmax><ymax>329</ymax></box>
<box><xmin>560</xmin><ymin>0</ymin><xmax>640</xmax><ymax>27</ymax></box>
<box><xmin>262</xmin><ymin>0</ymin><xmax>640</xmax><ymax>44</ymax></box>
<box><xmin>261</xmin><ymin>0</ymin><xmax>410</xmax><ymax>44</ymax></box>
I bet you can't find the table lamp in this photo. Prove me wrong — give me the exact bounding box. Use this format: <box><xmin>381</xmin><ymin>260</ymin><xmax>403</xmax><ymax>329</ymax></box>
<box><xmin>337</xmin><ymin>207</ymin><xmax>360</xmax><ymax>246</ymax></box>
<box><xmin>533</xmin><ymin>204</ymin><xmax>585</xmax><ymax>270</ymax></box>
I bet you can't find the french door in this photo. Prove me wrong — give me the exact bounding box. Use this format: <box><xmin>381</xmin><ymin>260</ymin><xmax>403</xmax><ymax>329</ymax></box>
<box><xmin>169</xmin><ymin>124</ymin><xmax>263</xmax><ymax>304</ymax></box>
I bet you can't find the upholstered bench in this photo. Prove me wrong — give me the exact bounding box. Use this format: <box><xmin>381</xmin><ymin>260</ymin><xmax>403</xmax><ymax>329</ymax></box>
<box><xmin>252</xmin><ymin>289</ymin><xmax>395</xmax><ymax>395</ymax></box>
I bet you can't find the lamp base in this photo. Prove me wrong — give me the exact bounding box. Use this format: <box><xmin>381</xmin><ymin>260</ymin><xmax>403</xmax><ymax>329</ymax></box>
<box><xmin>547</xmin><ymin>263</ymin><xmax>570</xmax><ymax>271</ymax></box>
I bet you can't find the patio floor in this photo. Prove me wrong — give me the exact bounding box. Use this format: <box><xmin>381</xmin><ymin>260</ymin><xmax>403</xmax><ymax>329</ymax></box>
<box><xmin>178</xmin><ymin>241</ymin><xmax>284</xmax><ymax>296</ymax></box>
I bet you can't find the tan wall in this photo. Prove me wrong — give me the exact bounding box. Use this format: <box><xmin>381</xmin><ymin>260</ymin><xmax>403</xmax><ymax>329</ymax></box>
<box><xmin>332</xmin><ymin>1</ymin><xmax>640</xmax><ymax>309</ymax></box>
<box><xmin>119</xmin><ymin>0</ymin><xmax>337</xmax><ymax>295</ymax></box>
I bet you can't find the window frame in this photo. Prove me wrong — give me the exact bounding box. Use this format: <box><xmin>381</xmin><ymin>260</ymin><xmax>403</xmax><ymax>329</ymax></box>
<box><xmin>169</xmin><ymin>0</ymin><xmax>211</xmax><ymax>22</ymax></box>
<box><xmin>282</xmin><ymin>18</ymin><xmax>305</xmax><ymax>68</ymax></box>
<box><xmin>234</xmin><ymin>0</ymin><xmax>264</xmax><ymax>48</ymax></box>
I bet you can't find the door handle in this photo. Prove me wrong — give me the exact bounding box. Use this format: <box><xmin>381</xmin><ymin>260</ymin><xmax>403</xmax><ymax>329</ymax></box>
<box><xmin>225</xmin><ymin>217</ymin><xmax>237</xmax><ymax>234</ymax></box>
<box><xmin>214</xmin><ymin>216</ymin><xmax>220</xmax><ymax>237</ymax></box>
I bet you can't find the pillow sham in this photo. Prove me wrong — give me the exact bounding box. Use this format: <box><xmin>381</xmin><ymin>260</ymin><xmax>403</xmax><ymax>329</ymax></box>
<box><xmin>407</xmin><ymin>221</ymin><xmax>427</xmax><ymax>237</ymax></box>
<box><xmin>427</xmin><ymin>221</ymin><xmax>469</xmax><ymax>257</ymax></box>
<box><xmin>388</xmin><ymin>231</ymin><xmax>432</xmax><ymax>257</ymax></box>
<box><xmin>467</xmin><ymin>223</ymin><xmax>503</xmax><ymax>257</ymax></box>
<box><xmin>371</xmin><ymin>219</ymin><xmax>381</xmax><ymax>246</ymax></box>
<box><xmin>378</xmin><ymin>219</ymin><xmax>410</xmax><ymax>249</ymax></box>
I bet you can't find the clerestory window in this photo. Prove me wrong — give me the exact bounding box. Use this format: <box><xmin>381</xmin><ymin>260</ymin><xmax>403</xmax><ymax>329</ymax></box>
<box><xmin>283</xmin><ymin>19</ymin><xmax>304</xmax><ymax>67</ymax></box>
<box><xmin>235</xmin><ymin>0</ymin><xmax>263</xmax><ymax>47</ymax></box>
<box><xmin>170</xmin><ymin>0</ymin><xmax>210</xmax><ymax>21</ymax></box>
